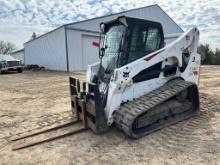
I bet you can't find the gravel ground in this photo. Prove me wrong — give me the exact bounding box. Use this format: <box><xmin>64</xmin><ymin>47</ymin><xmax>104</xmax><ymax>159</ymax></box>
<box><xmin>0</xmin><ymin>66</ymin><xmax>220</xmax><ymax>165</ymax></box>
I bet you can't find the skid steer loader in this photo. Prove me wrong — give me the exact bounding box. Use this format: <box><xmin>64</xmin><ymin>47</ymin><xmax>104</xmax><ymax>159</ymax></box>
<box><xmin>11</xmin><ymin>16</ymin><xmax>201</xmax><ymax>150</ymax></box>
<box><xmin>70</xmin><ymin>16</ymin><xmax>200</xmax><ymax>138</ymax></box>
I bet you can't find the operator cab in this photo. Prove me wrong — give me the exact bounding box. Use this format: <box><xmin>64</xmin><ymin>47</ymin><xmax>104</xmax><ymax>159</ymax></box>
<box><xmin>96</xmin><ymin>16</ymin><xmax>165</xmax><ymax>104</ymax></box>
<box><xmin>99</xmin><ymin>16</ymin><xmax>164</xmax><ymax>75</ymax></box>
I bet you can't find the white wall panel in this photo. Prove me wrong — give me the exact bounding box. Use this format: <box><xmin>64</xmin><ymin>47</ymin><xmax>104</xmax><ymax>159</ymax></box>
<box><xmin>66</xmin><ymin>29</ymin><xmax>82</xmax><ymax>71</ymax></box>
<box><xmin>67</xmin><ymin>29</ymin><xmax>100</xmax><ymax>71</ymax></box>
<box><xmin>68</xmin><ymin>5</ymin><xmax>183</xmax><ymax>35</ymax></box>
<box><xmin>11</xmin><ymin>51</ymin><xmax>24</xmax><ymax>64</ymax></box>
<box><xmin>24</xmin><ymin>5</ymin><xmax>183</xmax><ymax>72</ymax></box>
<box><xmin>24</xmin><ymin>27</ymin><xmax>66</xmax><ymax>71</ymax></box>
<box><xmin>82</xmin><ymin>35</ymin><xmax>99</xmax><ymax>70</ymax></box>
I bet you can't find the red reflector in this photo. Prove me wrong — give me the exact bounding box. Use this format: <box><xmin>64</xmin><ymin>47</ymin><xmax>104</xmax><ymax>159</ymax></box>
<box><xmin>193</xmin><ymin>71</ymin><xmax>198</xmax><ymax>75</ymax></box>
<box><xmin>144</xmin><ymin>54</ymin><xmax>156</xmax><ymax>61</ymax></box>
<box><xmin>92</xmin><ymin>41</ymin><xmax>100</xmax><ymax>48</ymax></box>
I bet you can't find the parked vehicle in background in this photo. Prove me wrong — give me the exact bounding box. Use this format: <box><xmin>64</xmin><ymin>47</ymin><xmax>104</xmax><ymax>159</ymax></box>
<box><xmin>0</xmin><ymin>54</ymin><xmax>23</xmax><ymax>74</ymax></box>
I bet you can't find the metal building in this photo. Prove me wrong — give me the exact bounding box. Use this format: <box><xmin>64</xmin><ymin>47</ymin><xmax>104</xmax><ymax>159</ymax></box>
<box><xmin>10</xmin><ymin>49</ymin><xmax>25</xmax><ymax>64</ymax></box>
<box><xmin>24</xmin><ymin>4</ymin><xmax>183</xmax><ymax>72</ymax></box>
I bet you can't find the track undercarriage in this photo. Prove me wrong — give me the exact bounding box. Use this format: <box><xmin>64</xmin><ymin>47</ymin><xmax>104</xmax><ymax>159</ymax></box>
<box><xmin>114</xmin><ymin>79</ymin><xmax>200</xmax><ymax>138</ymax></box>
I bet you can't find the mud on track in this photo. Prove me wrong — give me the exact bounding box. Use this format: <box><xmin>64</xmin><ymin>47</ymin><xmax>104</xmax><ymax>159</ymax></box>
<box><xmin>0</xmin><ymin>66</ymin><xmax>220</xmax><ymax>165</ymax></box>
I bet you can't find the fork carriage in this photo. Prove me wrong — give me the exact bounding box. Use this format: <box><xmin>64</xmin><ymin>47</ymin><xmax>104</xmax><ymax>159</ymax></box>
<box><xmin>69</xmin><ymin>77</ymin><xmax>109</xmax><ymax>134</ymax></box>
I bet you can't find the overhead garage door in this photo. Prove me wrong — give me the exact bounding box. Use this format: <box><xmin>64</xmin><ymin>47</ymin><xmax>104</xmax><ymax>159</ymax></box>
<box><xmin>82</xmin><ymin>34</ymin><xmax>100</xmax><ymax>70</ymax></box>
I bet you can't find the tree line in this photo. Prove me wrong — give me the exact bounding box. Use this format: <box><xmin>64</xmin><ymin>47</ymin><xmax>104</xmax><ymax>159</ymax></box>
<box><xmin>0</xmin><ymin>40</ymin><xmax>16</xmax><ymax>54</ymax></box>
<box><xmin>0</xmin><ymin>33</ymin><xmax>37</xmax><ymax>55</ymax></box>
<box><xmin>198</xmin><ymin>44</ymin><xmax>220</xmax><ymax>65</ymax></box>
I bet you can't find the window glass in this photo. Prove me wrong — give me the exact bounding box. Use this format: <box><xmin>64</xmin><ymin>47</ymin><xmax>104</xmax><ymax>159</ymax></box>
<box><xmin>101</xmin><ymin>25</ymin><xmax>125</xmax><ymax>73</ymax></box>
<box><xmin>128</xmin><ymin>25</ymin><xmax>161</xmax><ymax>62</ymax></box>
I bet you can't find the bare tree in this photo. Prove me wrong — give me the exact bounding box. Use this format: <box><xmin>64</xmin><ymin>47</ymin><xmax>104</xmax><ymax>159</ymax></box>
<box><xmin>0</xmin><ymin>41</ymin><xmax>16</xmax><ymax>54</ymax></box>
<box><xmin>30</xmin><ymin>32</ymin><xmax>37</xmax><ymax>40</ymax></box>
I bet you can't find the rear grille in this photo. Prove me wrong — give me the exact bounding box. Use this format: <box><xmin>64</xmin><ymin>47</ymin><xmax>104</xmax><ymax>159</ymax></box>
<box><xmin>7</xmin><ymin>61</ymin><xmax>19</xmax><ymax>67</ymax></box>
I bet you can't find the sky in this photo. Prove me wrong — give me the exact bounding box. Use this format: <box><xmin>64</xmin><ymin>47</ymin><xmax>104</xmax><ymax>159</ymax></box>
<box><xmin>0</xmin><ymin>0</ymin><xmax>220</xmax><ymax>50</ymax></box>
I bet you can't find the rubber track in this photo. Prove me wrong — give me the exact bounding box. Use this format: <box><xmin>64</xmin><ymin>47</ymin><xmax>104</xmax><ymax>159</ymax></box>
<box><xmin>114</xmin><ymin>79</ymin><xmax>198</xmax><ymax>138</ymax></box>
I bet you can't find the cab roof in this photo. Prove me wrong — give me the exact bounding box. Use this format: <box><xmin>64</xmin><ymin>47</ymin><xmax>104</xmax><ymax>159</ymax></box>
<box><xmin>100</xmin><ymin>16</ymin><xmax>163</xmax><ymax>33</ymax></box>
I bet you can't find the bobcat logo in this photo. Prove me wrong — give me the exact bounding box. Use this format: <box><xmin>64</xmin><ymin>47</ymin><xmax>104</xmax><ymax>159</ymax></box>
<box><xmin>123</xmin><ymin>71</ymin><xmax>130</xmax><ymax>78</ymax></box>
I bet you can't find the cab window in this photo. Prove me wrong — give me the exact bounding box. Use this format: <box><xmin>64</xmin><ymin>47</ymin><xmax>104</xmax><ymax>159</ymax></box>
<box><xmin>127</xmin><ymin>25</ymin><xmax>162</xmax><ymax>62</ymax></box>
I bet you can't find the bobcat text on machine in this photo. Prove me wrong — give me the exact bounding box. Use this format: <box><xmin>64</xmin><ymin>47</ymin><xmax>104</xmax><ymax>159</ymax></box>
<box><xmin>11</xmin><ymin>16</ymin><xmax>201</xmax><ymax>150</ymax></box>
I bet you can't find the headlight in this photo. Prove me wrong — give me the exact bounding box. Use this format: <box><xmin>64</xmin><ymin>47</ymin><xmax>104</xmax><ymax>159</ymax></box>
<box><xmin>0</xmin><ymin>61</ymin><xmax>7</xmax><ymax>67</ymax></box>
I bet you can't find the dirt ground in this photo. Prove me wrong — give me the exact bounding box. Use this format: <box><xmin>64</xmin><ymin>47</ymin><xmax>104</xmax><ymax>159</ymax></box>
<box><xmin>0</xmin><ymin>66</ymin><xmax>220</xmax><ymax>165</ymax></box>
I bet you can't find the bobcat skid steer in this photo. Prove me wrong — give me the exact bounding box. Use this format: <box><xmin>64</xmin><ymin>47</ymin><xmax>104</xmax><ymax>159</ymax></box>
<box><xmin>11</xmin><ymin>16</ymin><xmax>201</xmax><ymax>150</ymax></box>
<box><xmin>70</xmin><ymin>16</ymin><xmax>201</xmax><ymax>138</ymax></box>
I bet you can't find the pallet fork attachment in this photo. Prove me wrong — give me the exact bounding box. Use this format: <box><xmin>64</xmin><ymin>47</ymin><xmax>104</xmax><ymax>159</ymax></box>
<box><xmin>10</xmin><ymin>77</ymin><xmax>108</xmax><ymax>150</ymax></box>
